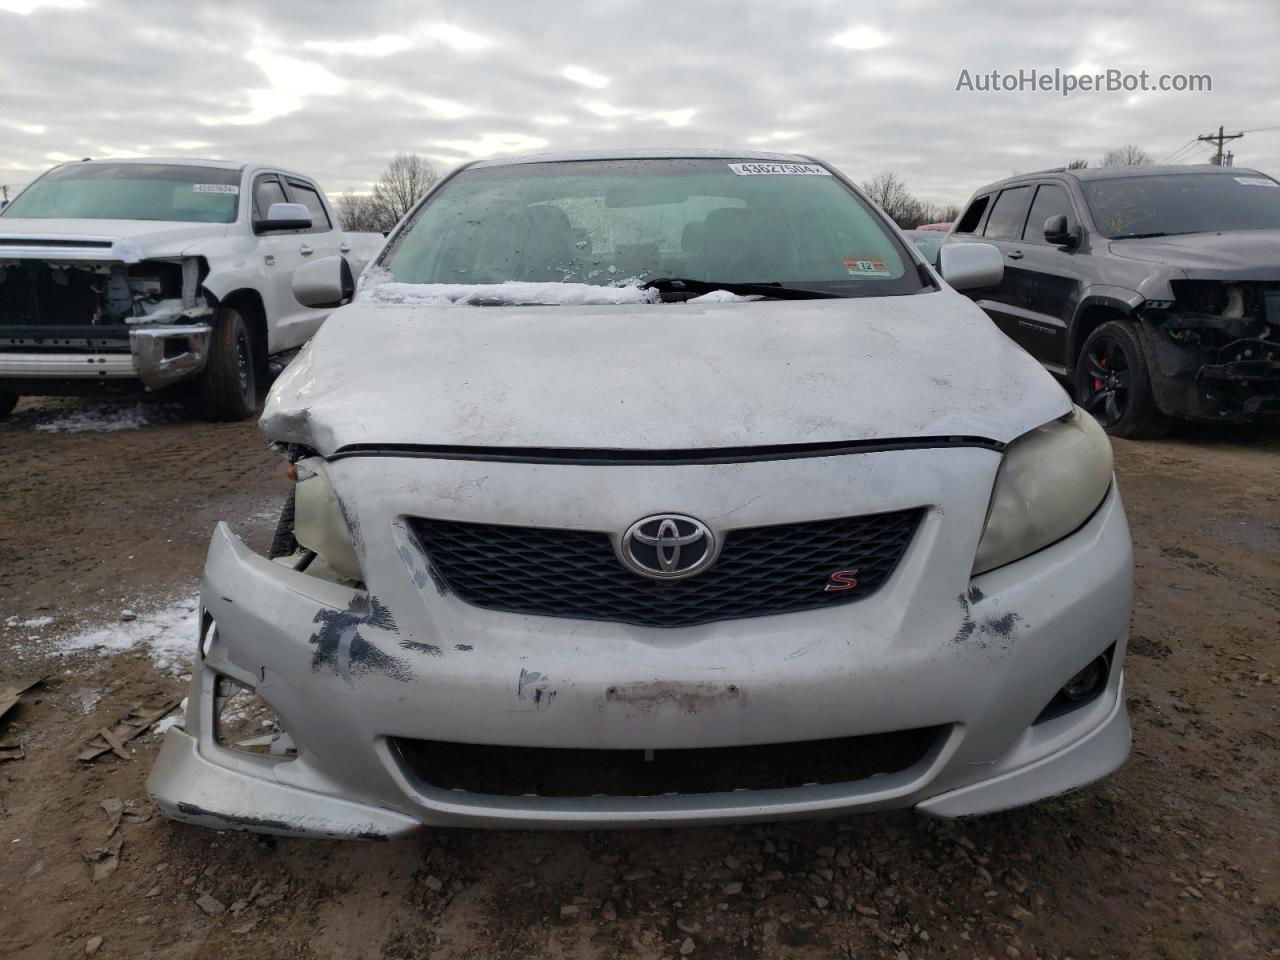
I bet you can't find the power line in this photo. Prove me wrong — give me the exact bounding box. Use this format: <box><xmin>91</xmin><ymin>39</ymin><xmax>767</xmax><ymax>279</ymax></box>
<box><xmin>1160</xmin><ymin>137</ymin><xmax>1199</xmax><ymax>164</ymax></box>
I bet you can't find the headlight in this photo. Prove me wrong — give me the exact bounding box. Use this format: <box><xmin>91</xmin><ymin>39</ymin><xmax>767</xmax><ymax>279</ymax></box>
<box><xmin>972</xmin><ymin>407</ymin><xmax>1113</xmax><ymax>575</ymax></box>
<box><xmin>293</xmin><ymin>465</ymin><xmax>363</xmax><ymax>581</ymax></box>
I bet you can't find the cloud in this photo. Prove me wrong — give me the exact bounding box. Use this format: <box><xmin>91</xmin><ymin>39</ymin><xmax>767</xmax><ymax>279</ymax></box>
<box><xmin>0</xmin><ymin>0</ymin><xmax>1275</xmax><ymax>206</ymax></box>
<box><xmin>563</xmin><ymin>65</ymin><xmax>609</xmax><ymax>88</ymax></box>
<box><xmin>831</xmin><ymin>26</ymin><xmax>889</xmax><ymax>51</ymax></box>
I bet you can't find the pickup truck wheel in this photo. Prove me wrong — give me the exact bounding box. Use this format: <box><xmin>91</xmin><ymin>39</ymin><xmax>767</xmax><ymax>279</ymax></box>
<box><xmin>0</xmin><ymin>392</ymin><xmax>17</xmax><ymax>421</ymax></box>
<box><xmin>196</xmin><ymin>307</ymin><xmax>256</xmax><ymax>421</ymax></box>
<box><xmin>1076</xmin><ymin>321</ymin><xmax>1171</xmax><ymax>439</ymax></box>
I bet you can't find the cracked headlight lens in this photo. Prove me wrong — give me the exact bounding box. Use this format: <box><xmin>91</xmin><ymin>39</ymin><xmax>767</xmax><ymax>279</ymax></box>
<box><xmin>972</xmin><ymin>407</ymin><xmax>1113</xmax><ymax>575</ymax></box>
<box><xmin>293</xmin><ymin>467</ymin><xmax>363</xmax><ymax>581</ymax></box>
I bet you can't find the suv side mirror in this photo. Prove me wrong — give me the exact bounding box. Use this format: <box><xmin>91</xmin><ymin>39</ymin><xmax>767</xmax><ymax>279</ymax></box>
<box><xmin>292</xmin><ymin>255</ymin><xmax>353</xmax><ymax>308</ymax></box>
<box><xmin>938</xmin><ymin>242</ymin><xmax>1003</xmax><ymax>290</ymax></box>
<box><xmin>1043</xmin><ymin>214</ymin><xmax>1076</xmax><ymax>246</ymax></box>
<box><xmin>255</xmin><ymin>201</ymin><xmax>312</xmax><ymax>234</ymax></box>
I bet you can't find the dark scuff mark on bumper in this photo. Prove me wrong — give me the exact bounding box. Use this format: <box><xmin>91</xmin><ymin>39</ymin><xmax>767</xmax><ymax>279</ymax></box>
<box><xmin>954</xmin><ymin>593</ymin><xmax>1023</xmax><ymax>649</ymax></box>
<box><xmin>309</xmin><ymin>594</ymin><xmax>412</xmax><ymax>684</ymax></box>
<box><xmin>174</xmin><ymin>802</ymin><xmax>390</xmax><ymax>840</ymax></box>
<box><xmin>517</xmin><ymin>668</ymin><xmax>557</xmax><ymax>710</ymax></box>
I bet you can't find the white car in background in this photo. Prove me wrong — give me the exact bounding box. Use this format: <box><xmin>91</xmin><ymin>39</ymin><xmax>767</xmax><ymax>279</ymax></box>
<box><xmin>149</xmin><ymin>149</ymin><xmax>1132</xmax><ymax>838</ymax></box>
<box><xmin>0</xmin><ymin>158</ymin><xmax>383</xmax><ymax>420</ymax></box>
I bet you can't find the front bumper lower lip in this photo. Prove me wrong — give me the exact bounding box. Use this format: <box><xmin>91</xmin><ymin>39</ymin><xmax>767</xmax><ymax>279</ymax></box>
<box><xmin>148</xmin><ymin>676</ymin><xmax>1129</xmax><ymax>836</ymax></box>
<box><xmin>0</xmin><ymin>322</ymin><xmax>210</xmax><ymax>389</ymax></box>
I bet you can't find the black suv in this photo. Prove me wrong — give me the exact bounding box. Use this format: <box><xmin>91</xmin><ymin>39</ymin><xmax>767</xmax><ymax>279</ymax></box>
<box><xmin>952</xmin><ymin>164</ymin><xmax>1280</xmax><ymax>437</ymax></box>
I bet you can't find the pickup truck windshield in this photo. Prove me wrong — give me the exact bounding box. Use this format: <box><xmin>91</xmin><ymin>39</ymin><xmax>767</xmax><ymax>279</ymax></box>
<box><xmin>1</xmin><ymin>163</ymin><xmax>241</xmax><ymax>224</ymax></box>
<box><xmin>382</xmin><ymin>158</ymin><xmax>923</xmax><ymax>298</ymax></box>
<box><xmin>1082</xmin><ymin>172</ymin><xmax>1280</xmax><ymax>239</ymax></box>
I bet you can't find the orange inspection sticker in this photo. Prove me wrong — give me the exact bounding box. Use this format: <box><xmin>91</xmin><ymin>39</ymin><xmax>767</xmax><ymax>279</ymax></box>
<box><xmin>843</xmin><ymin>257</ymin><xmax>891</xmax><ymax>277</ymax></box>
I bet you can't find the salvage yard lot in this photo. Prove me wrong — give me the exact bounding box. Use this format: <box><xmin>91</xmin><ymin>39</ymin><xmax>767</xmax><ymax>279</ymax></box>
<box><xmin>0</xmin><ymin>396</ymin><xmax>1277</xmax><ymax>960</ymax></box>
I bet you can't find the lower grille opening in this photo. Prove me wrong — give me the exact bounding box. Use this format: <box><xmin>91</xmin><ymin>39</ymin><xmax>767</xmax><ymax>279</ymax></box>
<box><xmin>392</xmin><ymin>727</ymin><xmax>944</xmax><ymax>798</ymax></box>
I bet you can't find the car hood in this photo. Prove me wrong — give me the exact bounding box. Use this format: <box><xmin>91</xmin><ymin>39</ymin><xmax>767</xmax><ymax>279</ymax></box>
<box><xmin>0</xmin><ymin>218</ymin><xmax>228</xmax><ymax>261</ymax></box>
<box><xmin>1108</xmin><ymin>230</ymin><xmax>1280</xmax><ymax>281</ymax></box>
<box><xmin>261</xmin><ymin>289</ymin><xmax>1069</xmax><ymax>457</ymax></box>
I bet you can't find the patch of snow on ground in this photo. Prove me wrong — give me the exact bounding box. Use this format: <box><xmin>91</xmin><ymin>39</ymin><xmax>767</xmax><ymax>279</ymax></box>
<box><xmin>360</xmin><ymin>280</ymin><xmax>661</xmax><ymax>307</ymax></box>
<box><xmin>32</xmin><ymin>402</ymin><xmax>182</xmax><ymax>434</ymax></box>
<box><xmin>58</xmin><ymin>595</ymin><xmax>199</xmax><ymax>674</ymax></box>
<box><xmin>5</xmin><ymin>615</ymin><xmax>54</xmax><ymax>628</ymax></box>
<box><xmin>154</xmin><ymin>697</ymin><xmax>188</xmax><ymax>734</ymax></box>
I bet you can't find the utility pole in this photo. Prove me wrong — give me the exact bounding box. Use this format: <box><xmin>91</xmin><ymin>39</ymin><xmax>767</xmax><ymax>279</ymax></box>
<box><xmin>1197</xmin><ymin>125</ymin><xmax>1244</xmax><ymax>165</ymax></box>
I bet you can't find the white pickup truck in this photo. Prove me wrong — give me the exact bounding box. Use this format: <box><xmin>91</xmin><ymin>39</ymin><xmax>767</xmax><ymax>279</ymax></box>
<box><xmin>0</xmin><ymin>158</ymin><xmax>384</xmax><ymax>420</ymax></box>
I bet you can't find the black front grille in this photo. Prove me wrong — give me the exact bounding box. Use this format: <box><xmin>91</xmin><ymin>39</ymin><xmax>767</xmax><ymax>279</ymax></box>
<box><xmin>409</xmin><ymin>508</ymin><xmax>921</xmax><ymax>628</ymax></box>
<box><xmin>393</xmin><ymin>727</ymin><xmax>944</xmax><ymax>797</ymax></box>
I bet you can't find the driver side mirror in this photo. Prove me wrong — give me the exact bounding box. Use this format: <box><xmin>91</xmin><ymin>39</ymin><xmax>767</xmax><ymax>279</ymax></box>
<box><xmin>292</xmin><ymin>255</ymin><xmax>353</xmax><ymax>308</ymax></box>
<box><xmin>255</xmin><ymin>201</ymin><xmax>312</xmax><ymax>234</ymax></box>
<box><xmin>1043</xmin><ymin>214</ymin><xmax>1077</xmax><ymax>246</ymax></box>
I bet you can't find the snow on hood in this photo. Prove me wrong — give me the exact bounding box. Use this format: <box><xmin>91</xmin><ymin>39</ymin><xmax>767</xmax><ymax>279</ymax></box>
<box><xmin>360</xmin><ymin>280</ymin><xmax>661</xmax><ymax>307</ymax></box>
<box><xmin>262</xmin><ymin>288</ymin><xmax>1068</xmax><ymax>456</ymax></box>
<box><xmin>0</xmin><ymin>218</ymin><xmax>230</xmax><ymax>261</ymax></box>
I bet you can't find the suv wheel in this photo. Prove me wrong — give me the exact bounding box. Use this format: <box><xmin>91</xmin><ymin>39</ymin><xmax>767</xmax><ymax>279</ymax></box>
<box><xmin>0</xmin><ymin>392</ymin><xmax>18</xmax><ymax>421</ymax></box>
<box><xmin>1075</xmin><ymin>320</ymin><xmax>1171</xmax><ymax>439</ymax></box>
<box><xmin>196</xmin><ymin>307</ymin><xmax>257</xmax><ymax>421</ymax></box>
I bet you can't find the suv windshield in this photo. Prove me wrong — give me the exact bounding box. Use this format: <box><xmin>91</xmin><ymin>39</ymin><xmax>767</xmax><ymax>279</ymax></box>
<box><xmin>1082</xmin><ymin>172</ymin><xmax>1280</xmax><ymax>239</ymax></box>
<box><xmin>380</xmin><ymin>158</ymin><xmax>925</xmax><ymax>299</ymax></box>
<box><xmin>1</xmin><ymin>163</ymin><xmax>242</xmax><ymax>224</ymax></box>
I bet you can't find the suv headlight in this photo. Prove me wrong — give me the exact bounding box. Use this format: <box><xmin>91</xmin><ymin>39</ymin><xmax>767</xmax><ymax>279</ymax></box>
<box><xmin>972</xmin><ymin>407</ymin><xmax>1113</xmax><ymax>575</ymax></box>
<box><xmin>293</xmin><ymin>465</ymin><xmax>363</xmax><ymax>581</ymax></box>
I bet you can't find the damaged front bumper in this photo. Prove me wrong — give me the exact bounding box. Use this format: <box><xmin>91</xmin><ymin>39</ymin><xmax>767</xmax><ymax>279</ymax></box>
<box><xmin>0</xmin><ymin>322</ymin><xmax>211</xmax><ymax>389</ymax></box>
<box><xmin>148</xmin><ymin>448</ymin><xmax>1134</xmax><ymax>837</ymax></box>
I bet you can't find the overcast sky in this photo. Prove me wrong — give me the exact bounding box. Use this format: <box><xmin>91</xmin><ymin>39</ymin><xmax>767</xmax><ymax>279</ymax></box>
<box><xmin>2</xmin><ymin>0</ymin><xmax>1278</xmax><ymax>206</ymax></box>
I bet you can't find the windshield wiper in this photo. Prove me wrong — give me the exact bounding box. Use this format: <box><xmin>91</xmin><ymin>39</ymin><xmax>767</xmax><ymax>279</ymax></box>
<box><xmin>1112</xmin><ymin>231</ymin><xmax>1189</xmax><ymax>240</ymax></box>
<box><xmin>643</xmin><ymin>277</ymin><xmax>841</xmax><ymax>300</ymax></box>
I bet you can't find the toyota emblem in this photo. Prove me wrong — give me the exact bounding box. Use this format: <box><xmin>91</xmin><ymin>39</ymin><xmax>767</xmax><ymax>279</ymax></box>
<box><xmin>618</xmin><ymin>514</ymin><xmax>717</xmax><ymax>580</ymax></box>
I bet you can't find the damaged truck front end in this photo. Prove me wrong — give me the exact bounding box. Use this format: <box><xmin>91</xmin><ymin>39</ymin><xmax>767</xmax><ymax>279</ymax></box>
<box><xmin>1137</xmin><ymin>280</ymin><xmax>1280</xmax><ymax>422</ymax></box>
<box><xmin>0</xmin><ymin>244</ymin><xmax>213</xmax><ymax>394</ymax></box>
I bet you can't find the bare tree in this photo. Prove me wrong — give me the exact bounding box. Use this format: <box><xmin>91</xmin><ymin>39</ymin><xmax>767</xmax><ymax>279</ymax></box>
<box><xmin>336</xmin><ymin>192</ymin><xmax>386</xmax><ymax>233</ymax></box>
<box><xmin>1066</xmin><ymin>158</ymin><xmax>1090</xmax><ymax>169</ymax></box>
<box><xmin>371</xmin><ymin>153</ymin><xmax>439</xmax><ymax>226</ymax></box>
<box><xmin>1101</xmin><ymin>145</ymin><xmax>1152</xmax><ymax>168</ymax></box>
<box><xmin>861</xmin><ymin>171</ymin><xmax>921</xmax><ymax>226</ymax></box>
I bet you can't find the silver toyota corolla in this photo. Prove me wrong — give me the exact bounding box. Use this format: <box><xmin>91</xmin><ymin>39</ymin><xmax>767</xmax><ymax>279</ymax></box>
<box><xmin>149</xmin><ymin>150</ymin><xmax>1132</xmax><ymax>838</ymax></box>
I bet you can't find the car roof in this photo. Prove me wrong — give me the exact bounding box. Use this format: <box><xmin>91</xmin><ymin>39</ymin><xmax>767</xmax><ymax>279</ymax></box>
<box><xmin>468</xmin><ymin>148</ymin><xmax>816</xmax><ymax>169</ymax></box>
<box><xmin>67</xmin><ymin>157</ymin><xmax>247</xmax><ymax>171</ymax></box>
<box><xmin>969</xmin><ymin>163</ymin><xmax>1267</xmax><ymax>194</ymax></box>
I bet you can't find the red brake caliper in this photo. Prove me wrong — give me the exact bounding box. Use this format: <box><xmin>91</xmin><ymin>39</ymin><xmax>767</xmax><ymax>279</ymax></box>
<box><xmin>1094</xmin><ymin>355</ymin><xmax>1106</xmax><ymax>392</ymax></box>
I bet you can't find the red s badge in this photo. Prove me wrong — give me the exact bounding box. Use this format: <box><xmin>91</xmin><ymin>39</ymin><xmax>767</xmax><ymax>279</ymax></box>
<box><xmin>824</xmin><ymin>570</ymin><xmax>860</xmax><ymax>592</ymax></box>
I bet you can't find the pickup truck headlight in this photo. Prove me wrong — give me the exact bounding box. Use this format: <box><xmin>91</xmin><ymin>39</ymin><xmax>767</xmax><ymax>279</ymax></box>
<box><xmin>293</xmin><ymin>467</ymin><xmax>363</xmax><ymax>581</ymax></box>
<box><xmin>972</xmin><ymin>407</ymin><xmax>1113</xmax><ymax>575</ymax></box>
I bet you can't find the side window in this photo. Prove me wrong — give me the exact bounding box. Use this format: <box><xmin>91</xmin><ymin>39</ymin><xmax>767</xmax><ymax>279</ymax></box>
<box><xmin>954</xmin><ymin>196</ymin><xmax>989</xmax><ymax>234</ymax></box>
<box><xmin>287</xmin><ymin>181</ymin><xmax>332</xmax><ymax>234</ymax></box>
<box><xmin>253</xmin><ymin>175</ymin><xmax>288</xmax><ymax>221</ymax></box>
<box><xmin>1022</xmin><ymin>184</ymin><xmax>1075</xmax><ymax>241</ymax></box>
<box><xmin>983</xmin><ymin>186</ymin><xmax>1033</xmax><ymax>241</ymax></box>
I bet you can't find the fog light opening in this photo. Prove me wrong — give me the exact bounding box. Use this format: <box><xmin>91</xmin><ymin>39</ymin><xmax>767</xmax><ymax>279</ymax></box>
<box><xmin>1032</xmin><ymin>645</ymin><xmax>1116</xmax><ymax>725</ymax></box>
<box><xmin>1062</xmin><ymin>656</ymin><xmax>1109</xmax><ymax>702</ymax></box>
<box><xmin>212</xmin><ymin>675</ymin><xmax>296</xmax><ymax>758</ymax></box>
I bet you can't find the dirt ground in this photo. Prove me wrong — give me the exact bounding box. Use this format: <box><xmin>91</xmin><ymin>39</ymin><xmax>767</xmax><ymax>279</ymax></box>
<box><xmin>0</xmin><ymin>395</ymin><xmax>1276</xmax><ymax>960</ymax></box>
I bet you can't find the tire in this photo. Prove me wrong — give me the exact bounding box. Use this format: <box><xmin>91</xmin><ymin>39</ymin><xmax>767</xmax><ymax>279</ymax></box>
<box><xmin>196</xmin><ymin>307</ymin><xmax>257</xmax><ymax>421</ymax></box>
<box><xmin>268</xmin><ymin>486</ymin><xmax>298</xmax><ymax>559</ymax></box>
<box><xmin>1075</xmin><ymin>320</ymin><xmax>1172</xmax><ymax>439</ymax></box>
<box><xmin>0</xmin><ymin>392</ymin><xmax>17</xmax><ymax>421</ymax></box>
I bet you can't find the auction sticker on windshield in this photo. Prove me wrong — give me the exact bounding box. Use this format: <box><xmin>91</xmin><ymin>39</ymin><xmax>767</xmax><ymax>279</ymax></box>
<box><xmin>727</xmin><ymin>162</ymin><xmax>831</xmax><ymax>176</ymax></box>
<box><xmin>844</xmin><ymin>256</ymin><xmax>891</xmax><ymax>277</ymax></box>
<box><xmin>193</xmin><ymin>184</ymin><xmax>240</xmax><ymax>194</ymax></box>
<box><xmin>1234</xmin><ymin>176</ymin><xmax>1277</xmax><ymax>187</ymax></box>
